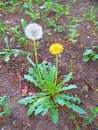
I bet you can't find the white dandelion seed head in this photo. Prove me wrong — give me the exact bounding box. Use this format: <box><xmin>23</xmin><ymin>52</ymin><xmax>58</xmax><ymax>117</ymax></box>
<box><xmin>25</xmin><ymin>23</ymin><xmax>43</xmax><ymax>40</ymax></box>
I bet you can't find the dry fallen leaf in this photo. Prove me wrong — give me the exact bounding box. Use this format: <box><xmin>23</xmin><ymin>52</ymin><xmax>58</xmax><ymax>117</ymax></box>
<box><xmin>95</xmin><ymin>89</ymin><xmax>98</xmax><ymax>92</ymax></box>
<box><xmin>19</xmin><ymin>83</ymin><xmax>28</xmax><ymax>97</ymax></box>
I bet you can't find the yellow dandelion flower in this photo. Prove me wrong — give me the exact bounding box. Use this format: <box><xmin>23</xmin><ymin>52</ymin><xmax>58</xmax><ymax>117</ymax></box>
<box><xmin>49</xmin><ymin>43</ymin><xmax>64</xmax><ymax>55</ymax></box>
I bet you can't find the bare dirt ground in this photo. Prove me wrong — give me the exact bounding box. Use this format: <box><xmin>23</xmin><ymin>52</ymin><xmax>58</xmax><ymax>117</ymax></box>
<box><xmin>0</xmin><ymin>0</ymin><xmax>98</xmax><ymax>130</ymax></box>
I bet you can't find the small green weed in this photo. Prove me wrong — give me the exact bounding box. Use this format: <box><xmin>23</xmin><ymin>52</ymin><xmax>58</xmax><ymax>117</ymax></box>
<box><xmin>25</xmin><ymin>10</ymin><xmax>40</xmax><ymax>21</ymax></box>
<box><xmin>83</xmin><ymin>46</ymin><xmax>98</xmax><ymax>62</ymax></box>
<box><xmin>40</xmin><ymin>1</ymin><xmax>52</xmax><ymax>11</ymax></box>
<box><xmin>47</xmin><ymin>18</ymin><xmax>66</xmax><ymax>33</ymax></box>
<box><xmin>67</xmin><ymin>16</ymin><xmax>82</xmax><ymax>27</ymax></box>
<box><xmin>0</xmin><ymin>0</ymin><xmax>24</xmax><ymax>12</ymax></box>
<box><xmin>65</xmin><ymin>16</ymin><xmax>82</xmax><ymax>44</ymax></box>
<box><xmin>0</xmin><ymin>49</ymin><xmax>31</xmax><ymax>62</ymax></box>
<box><xmin>83</xmin><ymin>6</ymin><xmax>98</xmax><ymax>24</ymax></box>
<box><xmin>22</xmin><ymin>0</ymin><xmax>33</xmax><ymax>11</ymax></box>
<box><xmin>11</xmin><ymin>19</ymin><xmax>28</xmax><ymax>46</ymax></box>
<box><xmin>64</xmin><ymin>5</ymin><xmax>71</xmax><ymax>15</ymax></box>
<box><xmin>0</xmin><ymin>96</ymin><xmax>11</xmax><ymax>119</ymax></box>
<box><xmin>47</xmin><ymin>18</ymin><xmax>57</xmax><ymax>28</ymax></box>
<box><xmin>0</xmin><ymin>21</ymin><xmax>9</xmax><ymax>37</ymax></box>
<box><xmin>0</xmin><ymin>25</ymin><xmax>31</xmax><ymax>62</ymax></box>
<box><xmin>66</xmin><ymin>24</ymin><xmax>80</xmax><ymax>44</ymax></box>
<box><xmin>84</xmin><ymin>106</ymin><xmax>98</xmax><ymax>125</ymax></box>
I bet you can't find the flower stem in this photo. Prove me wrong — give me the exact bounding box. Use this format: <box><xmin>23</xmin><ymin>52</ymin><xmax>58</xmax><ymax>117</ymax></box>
<box><xmin>33</xmin><ymin>40</ymin><xmax>46</xmax><ymax>88</ymax></box>
<box><xmin>51</xmin><ymin>55</ymin><xmax>58</xmax><ymax>96</ymax></box>
<box><xmin>54</xmin><ymin>54</ymin><xmax>59</xmax><ymax>90</ymax></box>
<box><xmin>33</xmin><ymin>40</ymin><xmax>41</xmax><ymax>78</ymax></box>
<box><xmin>34</xmin><ymin>40</ymin><xmax>38</xmax><ymax>67</ymax></box>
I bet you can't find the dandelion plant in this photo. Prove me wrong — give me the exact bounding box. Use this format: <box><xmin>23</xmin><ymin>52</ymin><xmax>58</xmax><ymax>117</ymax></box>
<box><xmin>19</xmin><ymin>23</ymin><xmax>86</xmax><ymax>124</ymax></box>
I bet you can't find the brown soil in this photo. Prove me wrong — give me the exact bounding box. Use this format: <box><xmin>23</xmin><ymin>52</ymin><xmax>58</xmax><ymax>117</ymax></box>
<box><xmin>0</xmin><ymin>0</ymin><xmax>98</xmax><ymax>130</ymax></box>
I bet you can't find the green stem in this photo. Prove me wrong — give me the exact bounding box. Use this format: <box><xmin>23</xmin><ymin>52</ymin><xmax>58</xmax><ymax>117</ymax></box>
<box><xmin>34</xmin><ymin>40</ymin><xmax>38</xmax><ymax>67</ymax></box>
<box><xmin>33</xmin><ymin>40</ymin><xmax>46</xmax><ymax>88</ymax></box>
<box><xmin>33</xmin><ymin>40</ymin><xmax>41</xmax><ymax>79</ymax></box>
<box><xmin>54</xmin><ymin>54</ymin><xmax>58</xmax><ymax>90</ymax></box>
<box><xmin>51</xmin><ymin>55</ymin><xmax>58</xmax><ymax>96</ymax></box>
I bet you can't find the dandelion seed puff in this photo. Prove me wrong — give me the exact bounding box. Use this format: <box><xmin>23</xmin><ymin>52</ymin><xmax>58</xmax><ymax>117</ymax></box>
<box><xmin>49</xmin><ymin>43</ymin><xmax>64</xmax><ymax>55</ymax></box>
<box><xmin>25</xmin><ymin>23</ymin><xmax>43</xmax><ymax>40</ymax></box>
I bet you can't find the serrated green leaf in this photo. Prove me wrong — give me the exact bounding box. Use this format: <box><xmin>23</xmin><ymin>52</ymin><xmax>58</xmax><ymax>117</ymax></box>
<box><xmin>24</xmin><ymin>74</ymin><xmax>41</xmax><ymax>88</ymax></box>
<box><xmin>0</xmin><ymin>112</ymin><xmax>5</xmax><ymax>116</ymax></box>
<box><xmin>24</xmin><ymin>74</ymin><xmax>35</xmax><ymax>82</ymax></box>
<box><xmin>83</xmin><ymin>56</ymin><xmax>90</xmax><ymax>62</ymax></box>
<box><xmin>44</xmin><ymin>64</ymin><xmax>55</xmax><ymax>91</ymax></box>
<box><xmin>54</xmin><ymin>94</ymin><xmax>66</xmax><ymax>106</ymax></box>
<box><xmin>27</xmin><ymin>55</ymin><xmax>35</xmax><ymax>67</ymax></box>
<box><xmin>95</xmin><ymin>107</ymin><xmax>98</xmax><ymax>112</ymax></box>
<box><xmin>91</xmin><ymin>56</ymin><xmax>96</xmax><ymax>61</ymax></box>
<box><xmin>92</xmin><ymin>46</ymin><xmax>98</xmax><ymax>49</ymax></box>
<box><xmin>21</xmin><ymin>19</ymin><xmax>26</xmax><ymax>33</ymax></box>
<box><xmin>50</xmin><ymin>106</ymin><xmax>58</xmax><ymax>124</ymax></box>
<box><xmin>27</xmin><ymin>102</ymin><xmax>36</xmax><ymax>116</ymax></box>
<box><xmin>28</xmin><ymin>67</ymin><xmax>44</xmax><ymax>89</ymax></box>
<box><xmin>95</xmin><ymin>54</ymin><xmax>98</xmax><ymax>59</ymax></box>
<box><xmin>84</xmin><ymin>50</ymin><xmax>93</xmax><ymax>55</ymax></box>
<box><xmin>27</xmin><ymin>97</ymin><xmax>50</xmax><ymax>116</ymax></box>
<box><xmin>90</xmin><ymin>106</ymin><xmax>96</xmax><ymax>114</ymax></box>
<box><xmin>0</xmin><ymin>96</ymin><xmax>11</xmax><ymax>117</ymax></box>
<box><xmin>54</xmin><ymin>93</ymin><xmax>81</xmax><ymax>105</ymax></box>
<box><xmin>41</xmin><ymin>106</ymin><xmax>50</xmax><ymax>116</ymax></box>
<box><xmin>3</xmin><ymin>105</ymin><xmax>11</xmax><ymax>116</ymax></box>
<box><xmin>38</xmin><ymin>61</ymin><xmax>55</xmax><ymax>91</ymax></box>
<box><xmin>64</xmin><ymin>101</ymin><xmax>86</xmax><ymax>114</ymax></box>
<box><xmin>34</xmin><ymin>97</ymin><xmax>51</xmax><ymax>116</ymax></box>
<box><xmin>63</xmin><ymin>72</ymin><xmax>73</xmax><ymax>82</ymax></box>
<box><xmin>0</xmin><ymin>51</ymin><xmax>7</xmax><ymax>55</ymax></box>
<box><xmin>28</xmin><ymin>67</ymin><xmax>36</xmax><ymax>76</ymax></box>
<box><xmin>84</xmin><ymin>115</ymin><xmax>94</xmax><ymax>124</ymax></box>
<box><xmin>38</xmin><ymin>61</ymin><xmax>48</xmax><ymax>78</ymax></box>
<box><xmin>34</xmin><ymin>105</ymin><xmax>43</xmax><ymax>115</ymax></box>
<box><xmin>18</xmin><ymin>93</ymin><xmax>50</xmax><ymax>116</ymax></box>
<box><xmin>4</xmin><ymin>36</ymin><xmax>9</xmax><ymax>49</ymax></box>
<box><xmin>0</xmin><ymin>96</ymin><xmax>10</xmax><ymax>105</ymax></box>
<box><xmin>4</xmin><ymin>54</ymin><xmax>11</xmax><ymax>62</ymax></box>
<box><xmin>54</xmin><ymin>97</ymin><xmax>65</xmax><ymax>106</ymax></box>
<box><xmin>37</xmin><ymin>92</ymin><xmax>47</xmax><ymax>97</ymax></box>
<box><xmin>56</xmin><ymin>72</ymin><xmax>73</xmax><ymax>88</ymax></box>
<box><xmin>18</xmin><ymin>95</ymin><xmax>36</xmax><ymax>105</ymax></box>
<box><xmin>13</xmin><ymin>49</ymin><xmax>31</xmax><ymax>56</ymax></box>
<box><xmin>56</xmin><ymin>84</ymin><xmax>77</xmax><ymax>92</ymax></box>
